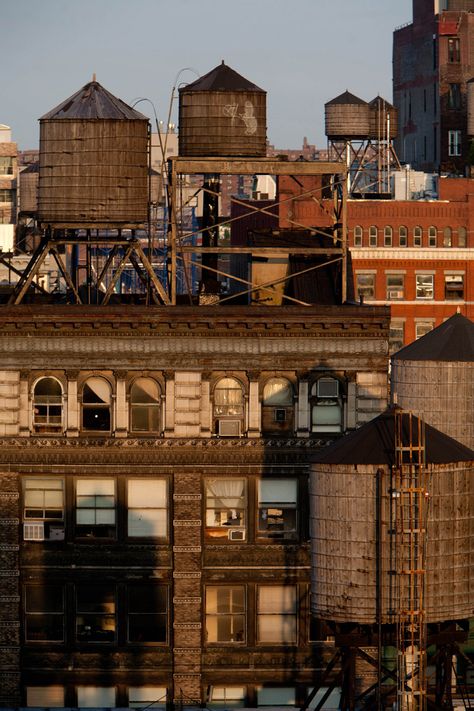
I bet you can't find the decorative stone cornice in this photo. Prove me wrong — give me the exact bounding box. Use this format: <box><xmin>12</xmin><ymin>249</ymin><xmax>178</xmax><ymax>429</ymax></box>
<box><xmin>0</xmin><ymin>436</ymin><xmax>328</xmax><ymax>449</ymax></box>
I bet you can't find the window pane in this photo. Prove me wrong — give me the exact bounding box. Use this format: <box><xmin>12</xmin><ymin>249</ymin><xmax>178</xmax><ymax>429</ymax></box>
<box><xmin>83</xmin><ymin>378</ymin><xmax>111</xmax><ymax>403</ymax></box>
<box><xmin>25</xmin><ymin>585</ymin><xmax>64</xmax><ymax>642</ymax></box>
<box><xmin>258</xmin><ymin>479</ymin><xmax>297</xmax><ymax>504</ymax></box>
<box><xmin>76</xmin><ymin>586</ymin><xmax>116</xmax><ymax>642</ymax></box>
<box><xmin>77</xmin><ymin>687</ymin><xmax>116</xmax><ymax>707</ymax></box>
<box><xmin>209</xmin><ymin>686</ymin><xmax>246</xmax><ymax>708</ymax></box>
<box><xmin>131</xmin><ymin>378</ymin><xmax>160</xmax><ymax>403</ymax></box>
<box><xmin>128</xmin><ymin>508</ymin><xmax>167</xmax><ymax>537</ymax></box>
<box><xmin>262</xmin><ymin>378</ymin><xmax>293</xmax><ymax>406</ymax></box>
<box><xmin>258</xmin><ymin>615</ymin><xmax>297</xmax><ymax>643</ymax></box>
<box><xmin>205</xmin><ymin>479</ymin><xmax>246</xmax><ymax>531</ymax></box>
<box><xmin>27</xmin><ymin>687</ymin><xmax>65</xmax><ymax>707</ymax></box>
<box><xmin>416</xmin><ymin>275</ymin><xmax>434</xmax><ymax>299</ymax></box>
<box><xmin>77</xmin><ymin>479</ymin><xmax>114</xmax><ymax>496</ymax></box>
<box><xmin>128</xmin><ymin>479</ymin><xmax>166</xmax><ymax>507</ymax></box>
<box><xmin>257</xmin><ymin>687</ymin><xmax>296</xmax><ymax>706</ymax></box>
<box><xmin>206</xmin><ymin>586</ymin><xmax>246</xmax><ymax>643</ymax></box>
<box><xmin>129</xmin><ymin>687</ymin><xmax>167</xmax><ymax>709</ymax></box>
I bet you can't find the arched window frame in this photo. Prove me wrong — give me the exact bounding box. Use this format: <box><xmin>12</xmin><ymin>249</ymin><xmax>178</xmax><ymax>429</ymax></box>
<box><xmin>443</xmin><ymin>226</ymin><xmax>452</xmax><ymax>247</ymax></box>
<box><xmin>369</xmin><ymin>226</ymin><xmax>378</xmax><ymax>247</ymax></box>
<box><xmin>31</xmin><ymin>375</ymin><xmax>65</xmax><ymax>435</ymax></box>
<box><xmin>428</xmin><ymin>226</ymin><xmax>437</xmax><ymax>247</ymax></box>
<box><xmin>80</xmin><ymin>375</ymin><xmax>114</xmax><ymax>434</ymax></box>
<box><xmin>384</xmin><ymin>226</ymin><xmax>393</xmax><ymax>247</ymax></box>
<box><xmin>212</xmin><ymin>375</ymin><xmax>247</xmax><ymax>437</ymax></box>
<box><xmin>128</xmin><ymin>376</ymin><xmax>163</xmax><ymax>435</ymax></box>
<box><xmin>260</xmin><ymin>376</ymin><xmax>295</xmax><ymax>436</ymax></box>
<box><xmin>309</xmin><ymin>375</ymin><xmax>345</xmax><ymax>434</ymax></box>
<box><xmin>399</xmin><ymin>226</ymin><xmax>408</xmax><ymax>247</ymax></box>
<box><xmin>458</xmin><ymin>226</ymin><xmax>467</xmax><ymax>247</ymax></box>
<box><xmin>413</xmin><ymin>226</ymin><xmax>423</xmax><ymax>247</ymax></box>
<box><xmin>353</xmin><ymin>226</ymin><xmax>363</xmax><ymax>247</ymax></box>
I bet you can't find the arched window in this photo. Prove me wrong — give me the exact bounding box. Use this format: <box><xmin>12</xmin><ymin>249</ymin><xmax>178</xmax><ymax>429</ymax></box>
<box><xmin>443</xmin><ymin>226</ymin><xmax>452</xmax><ymax>247</ymax></box>
<box><xmin>310</xmin><ymin>377</ymin><xmax>343</xmax><ymax>433</ymax></box>
<box><xmin>82</xmin><ymin>377</ymin><xmax>112</xmax><ymax>433</ymax></box>
<box><xmin>130</xmin><ymin>378</ymin><xmax>161</xmax><ymax>434</ymax></box>
<box><xmin>413</xmin><ymin>226</ymin><xmax>422</xmax><ymax>247</ymax></box>
<box><xmin>261</xmin><ymin>377</ymin><xmax>294</xmax><ymax>435</ymax></box>
<box><xmin>428</xmin><ymin>226</ymin><xmax>437</xmax><ymax>247</ymax></box>
<box><xmin>32</xmin><ymin>377</ymin><xmax>63</xmax><ymax>434</ymax></box>
<box><xmin>353</xmin><ymin>226</ymin><xmax>363</xmax><ymax>247</ymax></box>
<box><xmin>369</xmin><ymin>226</ymin><xmax>378</xmax><ymax>247</ymax></box>
<box><xmin>458</xmin><ymin>226</ymin><xmax>467</xmax><ymax>247</ymax></box>
<box><xmin>214</xmin><ymin>377</ymin><xmax>244</xmax><ymax>437</ymax></box>
<box><xmin>399</xmin><ymin>226</ymin><xmax>408</xmax><ymax>247</ymax></box>
<box><xmin>384</xmin><ymin>226</ymin><xmax>393</xmax><ymax>247</ymax></box>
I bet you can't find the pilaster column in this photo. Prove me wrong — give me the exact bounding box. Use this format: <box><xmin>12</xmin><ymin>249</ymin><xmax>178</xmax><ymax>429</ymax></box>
<box><xmin>114</xmin><ymin>371</ymin><xmax>128</xmax><ymax>438</ymax></box>
<box><xmin>66</xmin><ymin>370</ymin><xmax>80</xmax><ymax>437</ymax></box>
<box><xmin>247</xmin><ymin>370</ymin><xmax>261</xmax><ymax>438</ymax></box>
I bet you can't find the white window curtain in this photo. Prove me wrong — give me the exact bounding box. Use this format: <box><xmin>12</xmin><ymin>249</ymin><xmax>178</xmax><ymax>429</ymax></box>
<box><xmin>215</xmin><ymin>378</ymin><xmax>243</xmax><ymax>406</ymax></box>
<box><xmin>258</xmin><ymin>586</ymin><xmax>297</xmax><ymax>643</ymax></box>
<box><xmin>207</xmin><ymin>479</ymin><xmax>245</xmax><ymax>509</ymax></box>
<box><xmin>83</xmin><ymin>377</ymin><xmax>111</xmax><ymax>404</ymax></box>
<box><xmin>262</xmin><ymin>378</ymin><xmax>292</xmax><ymax>406</ymax></box>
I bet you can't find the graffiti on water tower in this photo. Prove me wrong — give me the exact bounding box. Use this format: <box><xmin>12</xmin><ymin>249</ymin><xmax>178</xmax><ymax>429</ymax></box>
<box><xmin>223</xmin><ymin>101</ymin><xmax>257</xmax><ymax>135</ymax></box>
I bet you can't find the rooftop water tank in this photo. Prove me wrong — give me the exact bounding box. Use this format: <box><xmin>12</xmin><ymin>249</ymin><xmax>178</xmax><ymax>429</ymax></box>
<box><xmin>178</xmin><ymin>61</ymin><xmax>267</xmax><ymax>157</ymax></box>
<box><xmin>325</xmin><ymin>91</ymin><xmax>370</xmax><ymax>140</ymax></box>
<box><xmin>309</xmin><ymin>407</ymin><xmax>474</xmax><ymax>625</ymax></box>
<box><xmin>391</xmin><ymin>313</ymin><xmax>474</xmax><ymax>450</ymax></box>
<box><xmin>368</xmin><ymin>96</ymin><xmax>398</xmax><ymax>140</ymax></box>
<box><xmin>38</xmin><ymin>80</ymin><xmax>149</xmax><ymax>228</ymax></box>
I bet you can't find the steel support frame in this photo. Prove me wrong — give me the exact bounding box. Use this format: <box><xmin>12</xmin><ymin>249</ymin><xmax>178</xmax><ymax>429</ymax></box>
<box><xmin>168</xmin><ymin>156</ymin><xmax>347</xmax><ymax>306</ymax></box>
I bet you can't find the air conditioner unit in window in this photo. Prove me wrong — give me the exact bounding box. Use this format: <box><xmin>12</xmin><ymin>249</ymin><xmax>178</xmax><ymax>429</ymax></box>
<box><xmin>49</xmin><ymin>525</ymin><xmax>65</xmax><ymax>541</ymax></box>
<box><xmin>23</xmin><ymin>522</ymin><xmax>44</xmax><ymax>541</ymax></box>
<box><xmin>218</xmin><ymin>419</ymin><xmax>241</xmax><ymax>437</ymax></box>
<box><xmin>228</xmin><ymin>528</ymin><xmax>246</xmax><ymax>541</ymax></box>
<box><xmin>388</xmin><ymin>289</ymin><xmax>403</xmax><ymax>299</ymax></box>
<box><xmin>317</xmin><ymin>379</ymin><xmax>339</xmax><ymax>398</ymax></box>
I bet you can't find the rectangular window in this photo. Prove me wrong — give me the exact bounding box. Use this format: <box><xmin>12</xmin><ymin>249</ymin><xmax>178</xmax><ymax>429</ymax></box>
<box><xmin>0</xmin><ymin>157</ymin><xmax>13</xmax><ymax>175</ymax></box>
<box><xmin>76</xmin><ymin>585</ymin><xmax>116</xmax><ymax>642</ymax></box>
<box><xmin>389</xmin><ymin>322</ymin><xmax>405</xmax><ymax>354</ymax></box>
<box><xmin>384</xmin><ymin>227</ymin><xmax>393</xmax><ymax>247</ymax></box>
<box><xmin>353</xmin><ymin>226</ymin><xmax>363</xmax><ymax>247</ymax></box>
<box><xmin>428</xmin><ymin>227</ymin><xmax>437</xmax><ymax>247</ymax></box>
<box><xmin>26</xmin><ymin>687</ymin><xmax>65</xmax><ymax>707</ymax></box>
<box><xmin>206</xmin><ymin>586</ymin><xmax>245</xmax><ymax>643</ymax></box>
<box><xmin>256</xmin><ymin>687</ymin><xmax>296</xmax><ymax>706</ymax></box>
<box><xmin>129</xmin><ymin>687</ymin><xmax>167</xmax><ymax>709</ymax></box>
<box><xmin>445</xmin><ymin>274</ymin><xmax>464</xmax><ymax>300</ymax></box>
<box><xmin>386</xmin><ymin>275</ymin><xmax>404</xmax><ymax>300</ymax></box>
<box><xmin>413</xmin><ymin>227</ymin><xmax>422</xmax><ymax>247</ymax></box>
<box><xmin>416</xmin><ymin>274</ymin><xmax>434</xmax><ymax>299</ymax></box>
<box><xmin>23</xmin><ymin>478</ymin><xmax>64</xmax><ymax>541</ymax></box>
<box><xmin>369</xmin><ymin>226</ymin><xmax>377</xmax><ymax>247</ymax></box>
<box><xmin>25</xmin><ymin>585</ymin><xmax>64</xmax><ymax>642</ymax></box>
<box><xmin>208</xmin><ymin>686</ymin><xmax>246</xmax><ymax>708</ymax></box>
<box><xmin>448</xmin><ymin>37</ymin><xmax>460</xmax><ymax>63</ymax></box>
<box><xmin>127</xmin><ymin>479</ymin><xmax>167</xmax><ymax>538</ymax></box>
<box><xmin>205</xmin><ymin>478</ymin><xmax>246</xmax><ymax>539</ymax></box>
<box><xmin>258</xmin><ymin>479</ymin><xmax>298</xmax><ymax>539</ymax></box>
<box><xmin>0</xmin><ymin>189</ymin><xmax>13</xmax><ymax>202</ymax></box>
<box><xmin>128</xmin><ymin>585</ymin><xmax>167</xmax><ymax>643</ymax></box>
<box><xmin>257</xmin><ymin>585</ymin><xmax>297</xmax><ymax>644</ymax></box>
<box><xmin>448</xmin><ymin>83</ymin><xmax>461</xmax><ymax>110</ymax></box>
<box><xmin>416</xmin><ymin>322</ymin><xmax>434</xmax><ymax>340</ymax></box>
<box><xmin>76</xmin><ymin>687</ymin><xmax>116</xmax><ymax>708</ymax></box>
<box><xmin>76</xmin><ymin>478</ymin><xmax>116</xmax><ymax>538</ymax></box>
<box><xmin>355</xmin><ymin>273</ymin><xmax>375</xmax><ymax>300</ymax></box>
<box><xmin>448</xmin><ymin>130</ymin><xmax>461</xmax><ymax>157</ymax></box>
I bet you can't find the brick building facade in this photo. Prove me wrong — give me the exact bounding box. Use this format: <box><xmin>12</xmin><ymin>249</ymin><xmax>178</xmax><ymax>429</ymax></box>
<box><xmin>0</xmin><ymin>303</ymin><xmax>389</xmax><ymax>709</ymax></box>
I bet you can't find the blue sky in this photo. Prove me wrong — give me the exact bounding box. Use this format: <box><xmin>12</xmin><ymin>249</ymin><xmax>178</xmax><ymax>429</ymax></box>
<box><xmin>2</xmin><ymin>0</ymin><xmax>412</xmax><ymax>151</ymax></box>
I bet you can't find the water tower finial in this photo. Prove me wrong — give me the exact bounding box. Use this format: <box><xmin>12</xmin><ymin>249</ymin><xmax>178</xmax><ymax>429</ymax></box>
<box><xmin>92</xmin><ymin>73</ymin><xmax>96</xmax><ymax>82</ymax></box>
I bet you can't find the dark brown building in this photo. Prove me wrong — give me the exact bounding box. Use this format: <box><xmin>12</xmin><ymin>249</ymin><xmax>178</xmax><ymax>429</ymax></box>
<box><xmin>0</xmin><ymin>303</ymin><xmax>389</xmax><ymax>709</ymax></box>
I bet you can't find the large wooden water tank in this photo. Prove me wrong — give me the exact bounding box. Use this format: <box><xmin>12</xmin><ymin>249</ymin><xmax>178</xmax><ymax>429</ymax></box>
<box><xmin>38</xmin><ymin>80</ymin><xmax>149</xmax><ymax>228</ymax></box>
<box><xmin>391</xmin><ymin>313</ymin><xmax>474</xmax><ymax>451</ymax></box>
<box><xmin>19</xmin><ymin>162</ymin><xmax>39</xmax><ymax>214</ymax></box>
<box><xmin>325</xmin><ymin>91</ymin><xmax>370</xmax><ymax>140</ymax></box>
<box><xmin>309</xmin><ymin>407</ymin><xmax>474</xmax><ymax>625</ymax></box>
<box><xmin>368</xmin><ymin>96</ymin><xmax>398</xmax><ymax>140</ymax></box>
<box><xmin>178</xmin><ymin>61</ymin><xmax>267</xmax><ymax>157</ymax></box>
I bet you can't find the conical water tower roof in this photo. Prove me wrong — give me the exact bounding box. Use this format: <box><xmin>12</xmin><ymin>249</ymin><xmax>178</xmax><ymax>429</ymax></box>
<box><xmin>392</xmin><ymin>312</ymin><xmax>474</xmax><ymax>362</ymax></box>
<box><xmin>40</xmin><ymin>80</ymin><xmax>148</xmax><ymax>121</ymax></box>
<box><xmin>310</xmin><ymin>405</ymin><xmax>474</xmax><ymax>466</ymax></box>
<box><xmin>325</xmin><ymin>90</ymin><xmax>367</xmax><ymax>106</ymax></box>
<box><xmin>180</xmin><ymin>61</ymin><xmax>265</xmax><ymax>93</ymax></box>
<box><xmin>369</xmin><ymin>95</ymin><xmax>395</xmax><ymax>109</ymax></box>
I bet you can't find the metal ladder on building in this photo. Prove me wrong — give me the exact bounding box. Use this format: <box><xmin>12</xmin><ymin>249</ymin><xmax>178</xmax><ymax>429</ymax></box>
<box><xmin>393</xmin><ymin>410</ymin><xmax>428</xmax><ymax>711</ymax></box>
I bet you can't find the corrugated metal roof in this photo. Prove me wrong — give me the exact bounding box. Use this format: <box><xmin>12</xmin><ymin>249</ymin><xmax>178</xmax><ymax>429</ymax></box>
<box><xmin>180</xmin><ymin>61</ymin><xmax>265</xmax><ymax>93</ymax></box>
<box><xmin>40</xmin><ymin>81</ymin><xmax>148</xmax><ymax>121</ymax></box>
<box><xmin>392</xmin><ymin>313</ymin><xmax>474</xmax><ymax>362</ymax></box>
<box><xmin>311</xmin><ymin>405</ymin><xmax>474</xmax><ymax>466</ymax></box>
<box><xmin>325</xmin><ymin>90</ymin><xmax>367</xmax><ymax>107</ymax></box>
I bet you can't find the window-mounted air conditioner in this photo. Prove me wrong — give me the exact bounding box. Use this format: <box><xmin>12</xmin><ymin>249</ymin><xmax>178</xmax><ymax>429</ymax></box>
<box><xmin>218</xmin><ymin>419</ymin><xmax>241</xmax><ymax>437</ymax></box>
<box><xmin>23</xmin><ymin>522</ymin><xmax>45</xmax><ymax>541</ymax></box>
<box><xmin>388</xmin><ymin>289</ymin><xmax>403</xmax><ymax>300</ymax></box>
<box><xmin>228</xmin><ymin>528</ymin><xmax>246</xmax><ymax>541</ymax></box>
<box><xmin>49</xmin><ymin>525</ymin><xmax>65</xmax><ymax>541</ymax></box>
<box><xmin>317</xmin><ymin>379</ymin><xmax>339</xmax><ymax>398</ymax></box>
